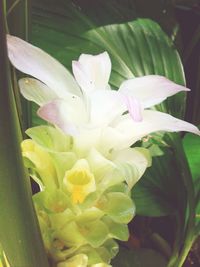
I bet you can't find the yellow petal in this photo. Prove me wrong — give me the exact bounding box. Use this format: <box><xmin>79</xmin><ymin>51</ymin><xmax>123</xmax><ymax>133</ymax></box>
<box><xmin>64</xmin><ymin>159</ymin><xmax>96</xmax><ymax>204</ymax></box>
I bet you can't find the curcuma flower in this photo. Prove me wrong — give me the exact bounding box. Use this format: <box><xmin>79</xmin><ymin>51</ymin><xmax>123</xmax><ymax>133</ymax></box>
<box><xmin>7</xmin><ymin>35</ymin><xmax>200</xmax><ymax>155</ymax></box>
<box><xmin>6</xmin><ymin>35</ymin><xmax>200</xmax><ymax>267</ymax></box>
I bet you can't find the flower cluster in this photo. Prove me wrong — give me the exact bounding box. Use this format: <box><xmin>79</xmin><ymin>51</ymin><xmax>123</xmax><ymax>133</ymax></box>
<box><xmin>22</xmin><ymin>125</ymin><xmax>149</xmax><ymax>266</ymax></box>
<box><xmin>7</xmin><ymin>35</ymin><xmax>200</xmax><ymax>266</ymax></box>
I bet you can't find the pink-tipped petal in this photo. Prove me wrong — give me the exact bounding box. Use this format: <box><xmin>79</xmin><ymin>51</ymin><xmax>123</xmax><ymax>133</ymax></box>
<box><xmin>38</xmin><ymin>101</ymin><xmax>78</xmax><ymax>136</ymax></box>
<box><xmin>122</xmin><ymin>95</ymin><xmax>143</xmax><ymax>122</ymax></box>
<box><xmin>114</xmin><ymin>110</ymin><xmax>200</xmax><ymax>145</ymax></box>
<box><xmin>38</xmin><ymin>97</ymin><xmax>87</xmax><ymax>136</ymax></box>
<box><xmin>7</xmin><ymin>35</ymin><xmax>81</xmax><ymax>98</ymax></box>
<box><xmin>119</xmin><ymin>75</ymin><xmax>190</xmax><ymax>108</ymax></box>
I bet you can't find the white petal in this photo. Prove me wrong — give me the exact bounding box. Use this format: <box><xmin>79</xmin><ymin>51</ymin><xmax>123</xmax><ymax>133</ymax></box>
<box><xmin>72</xmin><ymin>52</ymin><xmax>111</xmax><ymax>93</ymax></box>
<box><xmin>89</xmin><ymin>90</ymin><xmax>125</xmax><ymax>126</ymax></box>
<box><xmin>38</xmin><ymin>97</ymin><xmax>87</xmax><ymax>136</ymax></box>
<box><xmin>19</xmin><ymin>78</ymin><xmax>58</xmax><ymax>106</ymax></box>
<box><xmin>121</xmin><ymin>95</ymin><xmax>143</xmax><ymax>122</ymax></box>
<box><xmin>87</xmin><ymin>148</ymin><xmax>126</xmax><ymax>189</ymax></box>
<box><xmin>114</xmin><ymin>110</ymin><xmax>200</xmax><ymax>144</ymax></box>
<box><xmin>7</xmin><ymin>35</ymin><xmax>81</xmax><ymax>98</ymax></box>
<box><xmin>111</xmin><ymin>148</ymin><xmax>150</xmax><ymax>188</ymax></box>
<box><xmin>119</xmin><ymin>75</ymin><xmax>189</xmax><ymax>108</ymax></box>
<box><xmin>73</xmin><ymin>128</ymin><xmax>101</xmax><ymax>157</ymax></box>
<box><xmin>99</xmin><ymin>127</ymin><xmax>133</xmax><ymax>154</ymax></box>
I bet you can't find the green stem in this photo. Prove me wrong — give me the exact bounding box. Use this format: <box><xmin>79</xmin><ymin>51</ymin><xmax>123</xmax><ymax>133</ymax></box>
<box><xmin>174</xmin><ymin>232</ymin><xmax>196</xmax><ymax>267</ymax></box>
<box><xmin>167</xmin><ymin>214</ymin><xmax>182</xmax><ymax>267</ymax></box>
<box><xmin>0</xmin><ymin>3</ymin><xmax>49</xmax><ymax>266</ymax></box>
<box><xmin>150</xmin><ymin>232</ymin><xmax>172</xmax><ymax>259</ymax></box>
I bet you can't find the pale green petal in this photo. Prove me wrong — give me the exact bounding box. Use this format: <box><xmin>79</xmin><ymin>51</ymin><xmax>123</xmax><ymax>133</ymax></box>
<box><xmin>97</xmin><ymin>192</ymin><xmax>135</xmax><ymax>224</ymax></box>
<box><xmin>111</xmin><ymin>147</ymin><xmax>151</xmax><ymax>189</ymax></box>
<box><xmin>49</xmin><ymin>209</ymin><xmax>76</xmax><ymax>230</ymax></box>
<box><xmin>102</xmin><ymin>217</ymin><xmax>129</xmax><ymax>241</ymax></box>
<box><xmin>97</xmin><ymin>239</ymin><xmax>119</xmax><ymax>263</ymax></box>
<box><xmin>53</xmin><ymin>221</ymin><xmax>85</xmax><ymax>247</ymax></box>
<box><xmin>19</xmin><ymin>78</ymin><xmax>58</xmax><ymax>106</ymax></box>
<box><xmin>26</xmin><ymin>125</ymin><xmax>72</xmax><ymax>152</ymax></box>
<box><xmin>91</xmin><ymin>263</ymin><xmax>112</xmax><ymax>267</ymax></box>
<box><xmin>86</xmin><ymin>148</ymin><xmax>117</xmax><ymax>183</ymax></box>
<box><xmin>42</xmin><ymin>189</ymin><xmax>71</xmax><ymax>213</ymax></box>
<box><xmin>57</xmin><ymin>254</ymin><xmax>88</xmax><ymax>267</ymax></box>
<box><xmin>78</xmin><ymin>220</ymin><xmax>109</xmax><ymax>248</ymax></box>
<box><xmin>26</xmin><ymin>126</ymin><xmax>78</xmax><ymax>187</ymax></box>
<box><xmin>21</xmin><ymin>139</ymin><xmax>58</xmax><ymax>189</ymax></box>
<box><xmin>50</xmin><ymin>152</ymin><xmax>77</xmax><ymax>188</ymax></box>
<box><xmin>76</xmin><ymin>207</ymin><xmax>104</xmax><ymax>224</ymax></box>
<box><xmin>75</xmin><ymin>245</ymin><xmax>104</xmax><ymax>265</ymax></box>
<box><xmin>87</xmin><ymin>149</ymin><xmax>125</xmax><ymax>190</ymax></box>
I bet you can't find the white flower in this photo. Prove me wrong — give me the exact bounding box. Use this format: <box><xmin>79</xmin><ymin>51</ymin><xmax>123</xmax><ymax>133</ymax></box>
<box><xmin>7</xmin><ymin>35</ymin><xmax>200</xmax><ymax>154</ymax></box>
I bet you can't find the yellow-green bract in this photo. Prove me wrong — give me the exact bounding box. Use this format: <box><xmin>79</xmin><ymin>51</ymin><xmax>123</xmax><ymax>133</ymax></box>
<box><xmin>22</xmin><ymin>125</ymin><xmax>150</xmax><ymax>266</ymax></box>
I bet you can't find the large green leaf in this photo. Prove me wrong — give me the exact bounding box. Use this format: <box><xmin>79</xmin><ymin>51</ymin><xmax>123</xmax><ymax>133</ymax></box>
<box><xmin>0</xmin><ymin>4</ymin><xmax>49</xmax><ymax>267</ymax></box>
<box><xmin>183</xmin><ymin>133</ymin><xmax>200</xmax><ymax>182</ymax></box>
<box><xmin>6</xmin><ymin>0</ymin><xmax>32</xmax><ymax>132</ymax></box>
<box><xmin>132</xmin><ymin>145</ymin><xmax>186</xmax><ymax>216</ymax></box>
<box><xmin>183</xmin><ymin>132</ymin><xmax>200</xmax><ymax>222</ymax></box>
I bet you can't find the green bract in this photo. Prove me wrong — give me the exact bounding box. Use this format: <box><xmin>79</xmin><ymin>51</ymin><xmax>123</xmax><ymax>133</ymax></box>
<box><xmin>22</xmin><ymin>125</ymin><xmax>150</xmax><ymax>266</ymax></box>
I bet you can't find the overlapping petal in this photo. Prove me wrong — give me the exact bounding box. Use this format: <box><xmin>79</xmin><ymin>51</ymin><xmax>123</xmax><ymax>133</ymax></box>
<box><xmin>119</xmin><ymin>75</ymin><xmax>189</xmax><ymax>108</ymax></box>
<box><xmin>7</xmin><ymin>35</ymin><xmax>81</xmax><ymax>98</ymax></box>
<box><xmin>19</xmin><ymin>78</ymin><xmax>58</xmax><ymax>106</ymax></box>
<box><xmin>113</xmin><ymin>110</ymin><xmax>200</xmax><ymax>145</ymax></box>
<box><xmin>72</xmin><ymin>52</ymin><xmax>111</xmax><ymax>94</ymax></box>
<box><xmin>38</xmin><ymin>97</ymin><xmax>87</xmax><ymax>136</ymax></box>
<box><xmin>111</xmin><ymin>147</ymin><xmax>151</xmax><ymax>189</ymax></box>
<box><xmin>89</xmin><ymin>90</ymin><xmax>125</xmax><ymax>126</ymax></box>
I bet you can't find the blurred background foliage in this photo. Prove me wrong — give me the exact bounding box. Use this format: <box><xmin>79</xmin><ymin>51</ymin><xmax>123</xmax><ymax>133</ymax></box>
<box><xmin>4</xmin><ymin>0</ymin><xmax>200</xmax><ymax>266</ymax></box>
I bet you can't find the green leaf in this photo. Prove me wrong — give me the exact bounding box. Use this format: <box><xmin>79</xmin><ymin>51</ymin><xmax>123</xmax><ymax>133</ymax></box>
<box><xmin>132</xmin><ymin>146</ymin><xmax>186</xmax><ymax>216</ymax></box>
<box><xmin>183</xmin><ymin>132</ymin><xmax>200</xmax><ymax>182</ymax></box>
<box><xmin>112</xmin><ymin>247</ymin><xmax>167</xmax><ymax>267</ymax></box>
<box><xmin>183</xmin><ymin>132</ymin><xmax>200</xmax><ymax>222</ymax></box>
<box><xmin>7</xmin><ymin>0</ymin><xmax>32</xmax><ymax>131</ymax></box>
<box><xmin>0</xmin><ymin>4</ymin><xmax>49</xmax><ymax>267</ymax></box>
